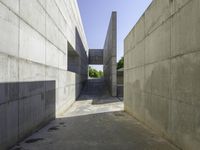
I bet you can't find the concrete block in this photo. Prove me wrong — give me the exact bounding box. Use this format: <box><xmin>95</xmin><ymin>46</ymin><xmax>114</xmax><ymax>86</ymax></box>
<box><xmin>145</xmin><ymin>0</ymin><xmax>171</xmax><ymax>34</ymax></box>
<box><xmin>124</xmin><ymin>29</ymin><xmax>135</xmax><ymax>53</ymax></box>
<box><xmin>144</xmin><ymin>60</ymin><xmax>170</xmax><ymax>98</ymax></box>
<box><xmin>145</xmin><ymin>19</ymin><xmax>171</xmax><ymax>64</ymax></box>
<box><xmin>6</xmin><ymin>101</ymin><xmax>18</xmax><ymax>147</ymax></box>
<box><xmin>8</xmin><ymin>82</ymin><xmax>19</xmax><ymax>101</ymax></box>
<box><xmin>124</xmin><ymin>1</ymin><xmax>200</xmax><ymax>150</ymax></box>
<box><xmin>37</xmin><ymin>0</ymin><xmax>46</xmax><ymax>8</ymax></box>
<box><xmin>171</xmin><ymin>51</ymin><xmax>200</xmax><ymax>106</ymax></box>
<box><xmin>135</xmin><ymin>15</ymin><xmax>145</xmax><ymax>44</ymax></box>
<box><xmin>145</xmin><ymin>94</ymin><xmax>169</xmax><ymax>134</ymax></box>
<box><xmin>0</xmin><ymin>83</ymin><xmax>8</xmax><ymax>104</ymax></box>
<box><xmin>46</xmin><ymin>0</ymin><xmax>66</xmax><ymax>35</ymax></box>
<box><xmin>46</xmin><ymin>40</ymin><xmax>59</xmax><ymax>68</ymax></box>
<box><xmin>58</xmin><ymin>70</ymin><xmax>67</xmax><ymax>88</ymax></box>
<box><xmin>0</xmin><ymin>3</ymin><xmax>19</xmax><ymax>57</ymax></box>
<box><xmin>193</xmin><ymin>105</ymin><xmax>200</xmax><ymax>148</ymax></box>
<box><xmin>168</xmin><ymin>100</ymin><xmax>197</xmax><ymax>150</ymax></box>
<box><xmin>57</xmin><ymin>86</ymin><xmax>67</xmax><ymax>103</ymax></box>
<box><xmin>129</xmin><ymin>67</ymin><xmax>145</xmax><ymax>93</ymax></box>
<box><xmin>172</xmin><ymin>0</ymin><xmax>191</xmax><ymax>14</ymax></box>
<box><xmin>0</xmin><ymin>103</ymin><xmax>7</xmax><ymax>149</ymax></box>
<box><xmin>124</xmin><ymin>70</ymin><xmax>134</xmax><ymax>112</ymax></box>
<box><xmin>0</xmin><ymin>101</ymin><xmax>18</xmax><ymax>149</ymax></box>
<box><xmin>131</xmin><ymin>41</ymin><xmax>145</xmax><ymax>68</ymax></box>
<box><xmin>0</xmin><ymin>80</ymin><xmax>19</xmax><ymax>105</ymax></box>
<box><xmin>0</xmin><ymin>54</ymin><xmax>18</xmax><ymax>82</ymax></box>
<box><xmin>19</xmin><ymin>94</ymin><xmax>45</xmax><ymax>139</ymax></box>
<box><xmin>19</xmin><ymin>59</ymin><xmax>45</xmax><ymax>82</ymax></box>
<box><xmin>0</xmin><ymin>0</ymin><xmax>19</xmax><ymax>14</ymax></box>
<box><xmin>66</xmin><ymin>71</ymin><xmax>76</xmax><ymax>86</ymax></box>
<box><xmin>19</xmin><ymin>21</ymin><xmax>45</xmax><ymax>64</ymax></box>
<box><xmin>130</xmin><ymin>91</ymin><xmax>146</xmax><ymax>122</ymax></box>
<box><xmin>19</xmin><ymin>81</ymin><xmax>45</xmax><ymax>100</ymax></box>
<box><xmin>0</xmin><ymin>82</ymin><xmax>18</xmax><ymax>104</ymax></box>
<box><xmin>124</xmin><ymin>55</ymin><xmax>127</xmax><ymax>69</ymax></box>
<box><xmin>151</xmin><ymin>60</ymin><xmax>171</xmax><ymax>98</ymax></box>
<box><xmin>20</xmin><ymin>0</ymin><xmax>45</xmax><ymax>36</ymax></box>
<box><xmin>46</xmin><ymin>0</ymin><xmax>59</xmax><ymax>22</ymax></box>
<box><xmin>89</xmin><ymin>49</ymin><xmax>103</xmax><ymax>65</ymax></box>
<box><xmin>45</xmin><ymin>81</ymin><xmax>56</xmax><ymax>120</ymax></box>
<box><xmin>103</xmin><ymin>12</ymin><xmax>117</xmax><ymax>96</ymax></box>
<box><xmin>45</xmin><ymin>66</ymin><xmax>59</xmax><ymax>88</ymax></box>
<box><xmin>58</xmin><ymin>50</ymin><xmax>67</xmax><ymax>70</ymax></box>
<box><xmin>144</xmin><ymin>64</ymin><xmax>153</xmax><ymax>93</ymax></box>
<box><xmin>171</xmin><ymin>0</ymin><xmax>200</xmax><ymax>56</ymax></box>
<box><xmin>54</xmin><ymin>0</ymin><xmax>67</xmax><ymax>36</ymax></box>
<box><xmin>46</xmin><ymin>15</ymin><xmax>67</xmax><ymax>54</ymax></box>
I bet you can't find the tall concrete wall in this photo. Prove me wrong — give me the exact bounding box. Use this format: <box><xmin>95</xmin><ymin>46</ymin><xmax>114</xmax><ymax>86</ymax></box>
<box><xmin>0</xmin><ymin>0</ymin><xmax>88</xmax><ymax>149</ymax></box>
<box><xmin>124</xmin><ymin>0</ymin><xmax>200</xmax><ymax>150</ymax></box>
<box><xmin>103</xmin><ymin>12</ymin><xmax>117</xmax><ymax>96</ymax></box>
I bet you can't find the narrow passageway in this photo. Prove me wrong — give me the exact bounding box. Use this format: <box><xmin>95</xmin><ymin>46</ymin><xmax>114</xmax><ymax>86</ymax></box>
<box><xmin>11</xmin><ymin>79</ymin><xmax>178</xmax><ymax>150</ymax></box>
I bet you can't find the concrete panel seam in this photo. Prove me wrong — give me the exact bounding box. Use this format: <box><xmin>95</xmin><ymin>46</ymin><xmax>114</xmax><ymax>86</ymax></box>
<box><xmin>124</xmin><ymin>0</ymin><xmax>193</xmax><ymax>53</ymax></box>
<box><xmin>0</xmin><ymin>1</ymin><xmax>66</xmax><ymax>56</ymax></box>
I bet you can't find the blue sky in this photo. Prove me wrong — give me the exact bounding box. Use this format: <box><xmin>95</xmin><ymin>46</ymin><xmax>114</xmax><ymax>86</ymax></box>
<box><xmin>77</xmin><ymin>0</ymin><xmax>152</xmax><ymax>70</ymax></box>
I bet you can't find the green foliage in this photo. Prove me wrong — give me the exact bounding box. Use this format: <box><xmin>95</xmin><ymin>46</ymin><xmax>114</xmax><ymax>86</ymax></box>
<box><xmin>89</xmin><ymin>67</ymin><xmax>104</xmax><ymax>78</ymax></box>
<box><xmin>99</xmin><ymin>70</ymin><xmax>103</xmax><ymax>77</ymax></box>
<box><xmin>117</xmin><ymin>57</ymin><xmax>124</xmax><ymax>69</ymax></box>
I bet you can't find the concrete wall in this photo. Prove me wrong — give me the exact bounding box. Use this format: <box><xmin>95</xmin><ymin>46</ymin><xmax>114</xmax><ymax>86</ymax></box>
<box><xmin>124</xmin><ymin>0</ymin><xmax>200</xmax><ymax>150</ymax></box>
<box><xmin>103</xmin><ymin>12</ymin><xmax>117</xmax><ymax>96</ymax></box>
<box><xmin>89</xmin><ymin>49</ymin><xmax>103</xmax><ymax>65</ymax></box>
<box><xmin>117</xmin><ymin>69</ymin><xmax>123</xmax><ymax>97</ymax></box>
<box><xmin>0</xmin><ymin>0</ymin><xmax>88</xmax><ymax>149</ymax></box>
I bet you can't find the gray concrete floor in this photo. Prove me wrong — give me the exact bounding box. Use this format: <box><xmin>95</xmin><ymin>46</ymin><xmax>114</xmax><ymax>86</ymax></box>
<box><xmin>11</xmin><ymin>79</ymin><xmax>179</xmax><ymax>150</ymax></box>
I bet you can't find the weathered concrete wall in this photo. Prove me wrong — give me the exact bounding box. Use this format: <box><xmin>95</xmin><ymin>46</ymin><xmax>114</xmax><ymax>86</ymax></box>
<box><xmin>89</xmin><ymin>49</ymin><xmax>103</xmax><ymax>65</ymax></box>
<box><xmin>117</xmin><ymin>69</ymin><xmax>123</xmax><ymax>97</ymax></box>
<box><xmin>124</xmin><ymin>0</ymin><xmax>200</xmax><ymax>150</ymax></box>
<box><xmin>0</xmin><ymin>0</ymin><xmax>88</xmax><ymax>149</ymax></box>
<box><xmin>103</xmin><ymin>12</ymin><xmax>117</xmax><ymax>96</ymax></box>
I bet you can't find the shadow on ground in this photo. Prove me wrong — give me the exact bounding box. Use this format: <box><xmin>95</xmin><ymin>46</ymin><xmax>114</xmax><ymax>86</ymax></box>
<box><xmin>78</xmin><ymin>78</ymin><xmax>120</xmax><ymax>105</ymax></box>
<box><xmin>11</xmin><ymin>79</ymin><xmax>178</xmax><ymax>150</ymax></box>
<box><xmin>11</xmin><ymin>111</ymin><xmax>178</xmax><ymax>150</ymax></box>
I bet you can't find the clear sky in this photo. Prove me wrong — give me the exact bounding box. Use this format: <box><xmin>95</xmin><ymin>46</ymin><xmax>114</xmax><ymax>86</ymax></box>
<box><xmin>77</xmin><ymin>0</ymin><xmax>152</xmax><ymax>70</ymax></box>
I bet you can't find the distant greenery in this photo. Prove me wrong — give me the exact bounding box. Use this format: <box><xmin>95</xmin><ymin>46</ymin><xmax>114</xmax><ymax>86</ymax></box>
<box><xmin>89</xmin><ymin>67</ymin><xmax>104</xmax><ymax>78</ymax></box>
<box><xmin>117</xmin><ymin>57</ymin><xmax>124</xmax><ymax>70</ymax></box>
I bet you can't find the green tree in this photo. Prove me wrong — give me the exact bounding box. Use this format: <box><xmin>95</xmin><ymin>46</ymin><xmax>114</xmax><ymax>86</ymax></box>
<box><xmin>89</xmin><ymin>67</ymin><xmax>104</xmax><ymax>78</ymax></box>
<box><xmin>98</xmin><ymin>70</ymin><xmax>104</xmax><ymax>77</ymax></box>
<box><xmin>117</xmin><ymin>57</ymin><xmax>124</xmax><ymax>69</ymax></box>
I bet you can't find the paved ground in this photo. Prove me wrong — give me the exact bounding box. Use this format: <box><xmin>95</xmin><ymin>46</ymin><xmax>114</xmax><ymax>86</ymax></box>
<box><xmin>11</xmin><ymin>79</ymin><xmax>179</xmax><ymax>150</ymax></box>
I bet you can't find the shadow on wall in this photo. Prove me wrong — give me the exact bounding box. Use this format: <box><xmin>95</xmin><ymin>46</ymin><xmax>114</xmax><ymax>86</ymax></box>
<box><xmin>76</xmin><ymin>78</ymin><xmax>120</xmax><ymax>105</ymax></box>
<box><xmin>74</xmin><ymin>28</ymin><xmax>88</xmax><ymax>99</ymax></box>
<box><xmin>0</xmin><ymin>81</ymin><xmax>56</xmax><ymax>150</ymax></box>
<box><xmin>125</xmin><ymin>63</ymin><xmax>170</xmax><ymax>132</ymax></box>
<box><xmin>125</xmin><ymin>56</ymin><xmax>200</xmax><ymax>149</ymax></box>
<box><xmin>11</xmin><ymin>111</ymin><xmax>177</xmax><ymax>150</ymax></box>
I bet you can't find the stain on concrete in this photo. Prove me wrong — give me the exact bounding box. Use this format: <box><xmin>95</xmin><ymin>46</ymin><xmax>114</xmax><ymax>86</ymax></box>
<box><xmin>59</xmin><ymin>122</ymin><xmax>65</xmax><ymax>125</ymax></box>
<box><xmin>25</xmin><ymin>138</ymin><xmax>44</xmax><ymax>143</ymax></box>
<box><xmin>48</xmin><ymin>126</ymin><xmax>59</xmax><ymax>132</ymax></box>
<box><xmin>11</xmin><ymin>79</ymin><xmax>178</xmax><ymax>150</ymax></box>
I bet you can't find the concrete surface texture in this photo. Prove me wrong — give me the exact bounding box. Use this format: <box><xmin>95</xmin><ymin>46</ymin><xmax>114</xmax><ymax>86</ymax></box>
<box><xmin>117</xmin><ymin>68</ymin><xmax>124</xmax><ymax>97</ymax></box>
<box><xmin>88</xmin><ymin>49</ymin><xmax>103</xmax><ymax>65</ymax></box>
<box><xmin>11</xmin><ymin>79</ymin><xmax>178</xmax><ymax>150</ymax></box>
<box><xmin>0</xmin><ymin>0</ymin><xmax>88</xmax><ymax>149</ymax></box>
<box><xmin>103</xmin><ymin>12</ymin><xmax>117</xmax><ymax>97</ymax></box>
<box><xmin>124</xmin><ymin>0</ymin><xmax>200</xmax><ymax>150</ymax></box>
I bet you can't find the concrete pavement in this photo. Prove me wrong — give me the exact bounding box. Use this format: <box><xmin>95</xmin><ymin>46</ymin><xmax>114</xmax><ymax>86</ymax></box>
<box><xmin>11</xmin><ymin>79</ymin><xmax>179</xmax><ymax>150</ymax></box>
